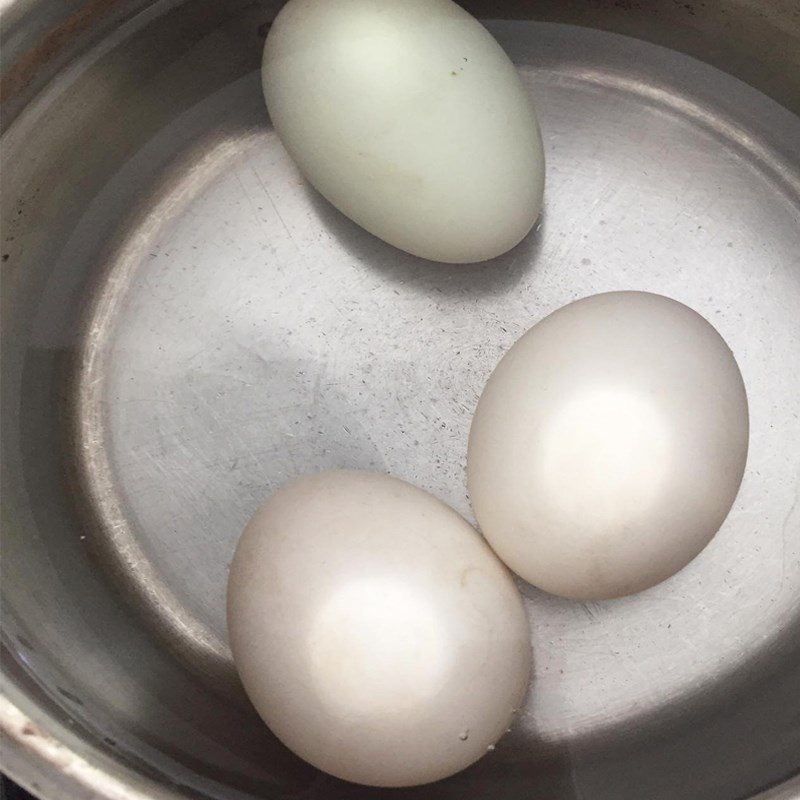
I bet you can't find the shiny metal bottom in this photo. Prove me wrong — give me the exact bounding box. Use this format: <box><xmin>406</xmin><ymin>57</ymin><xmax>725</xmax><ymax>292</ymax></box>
<box><xmin>2</xmin><ymin>3</ymin><xmax>799</xmax><ymax>799</ymax></box>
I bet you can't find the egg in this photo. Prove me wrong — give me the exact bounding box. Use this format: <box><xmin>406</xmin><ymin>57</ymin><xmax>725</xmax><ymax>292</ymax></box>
<box><xmin>467</xmin><ymin>292</ymin><xmax>749</xmax><ymax>600</ymax></box>
<box><xmin>261</xmin><ymin>0</ymin><xmax>544</xmax><ymax>263</ymax></box>
<box><xmin>227</xmin><ymin>470</ymin><xmax>530</xmax><ymax>787</ymax></box>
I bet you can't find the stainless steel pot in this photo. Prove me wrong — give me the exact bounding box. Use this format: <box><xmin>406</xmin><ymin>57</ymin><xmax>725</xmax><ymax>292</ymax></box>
<box><xmin>2</xmin><ymin>1</ymin><xmax>799</xmax><ymax>798</ymax></box>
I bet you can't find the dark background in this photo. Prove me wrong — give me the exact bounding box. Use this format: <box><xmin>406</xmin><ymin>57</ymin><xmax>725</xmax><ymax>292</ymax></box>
<box><xmin>2</xmin><ymin>776</ymin><xmax>37</xmax><ymax>800</ymax></box>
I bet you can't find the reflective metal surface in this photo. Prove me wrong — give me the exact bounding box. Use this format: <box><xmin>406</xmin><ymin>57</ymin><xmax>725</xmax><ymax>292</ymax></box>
<box><xmin>2</xmin><ymin>1</ymin><xmax>799</xmax><ymax>799</ymax></box>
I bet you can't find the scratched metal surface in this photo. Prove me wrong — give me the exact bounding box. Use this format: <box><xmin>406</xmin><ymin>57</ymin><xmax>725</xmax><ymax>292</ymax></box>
<box><xmin>76</xmin><ymin>17</ymin><xmax>800</xmax><ymax>736</ymax></box>
<box><xmin>2</xmin><ymin>3</ymin><xmax>800</xmax><ymax>800</ymax></box>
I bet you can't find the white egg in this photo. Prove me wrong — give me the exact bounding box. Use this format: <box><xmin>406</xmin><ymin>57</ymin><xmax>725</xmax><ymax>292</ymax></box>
<box><xmin>227</xmin><ymin>470</ymin><xmax>530</xmax><ymax>787</ymax></box>
<box><xmin>468</xmin><ymin>292</ymin><xmax>749</xmax><ymax>600</ymax></box>
<box><xmin>261</xmin><ymin>0</ymin><xmax>544</xmax><ymax>263</ymax></box>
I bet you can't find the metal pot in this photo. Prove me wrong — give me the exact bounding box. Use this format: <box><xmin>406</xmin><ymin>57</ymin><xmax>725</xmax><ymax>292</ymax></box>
<box><xmin>2</xmin><ymin>1</ymin><xmax>799</xmax><ymax>798</ymax></box>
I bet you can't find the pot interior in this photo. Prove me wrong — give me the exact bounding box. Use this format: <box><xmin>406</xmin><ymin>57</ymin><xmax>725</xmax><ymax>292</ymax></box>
<box><xmin>2</xmin><ymin>2</ymin><xmax>799</xmax><ymax>798</ymax></box>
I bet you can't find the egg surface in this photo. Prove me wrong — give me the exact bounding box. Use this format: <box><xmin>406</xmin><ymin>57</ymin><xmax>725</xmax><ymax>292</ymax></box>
<box><xmin>227</xmin><ymin>470</ymin><xmax>530</xmax><ymax>787</ymax></box>
<box><xmin>467</xmin><ymin>291</ymin><xmax>749</xmax><ymax>600</ymax></box>
<box><xmin>261</xmin><ymin>0</ymin><xmax>544</xmax><ymax>263</ymax></box>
